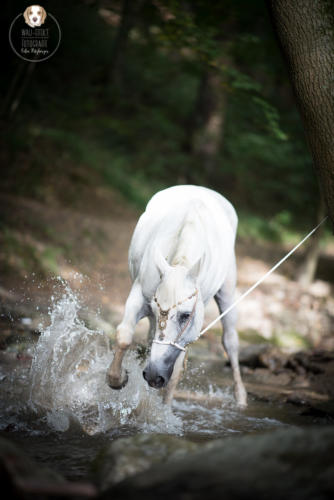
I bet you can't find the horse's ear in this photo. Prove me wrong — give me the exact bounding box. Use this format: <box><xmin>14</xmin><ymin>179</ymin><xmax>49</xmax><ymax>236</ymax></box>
<box><xmin>187</xmin><ymin>257</ymin><xmax>202</xmax><ymax>281</ymax></box>
<box><xmin>155</xmin><ymin>251</ymin><xmax>170</xmax><ymax>278</ymax></box>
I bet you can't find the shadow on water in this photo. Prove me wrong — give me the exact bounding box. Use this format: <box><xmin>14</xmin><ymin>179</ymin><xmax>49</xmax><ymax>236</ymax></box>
<box><xmin>0</xmin><ymin>282</ymin><xmax>326</xmax><ymax>480</ymax></box>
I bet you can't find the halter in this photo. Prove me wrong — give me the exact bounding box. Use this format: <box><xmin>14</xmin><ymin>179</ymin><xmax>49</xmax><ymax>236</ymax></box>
<box><xmin>152</xmin><ymin>289</ymin><xmax>198</xmax><ymax>352</ymax></box>
<box><xmin>151</xmin><ymin>216</ymin><xmax>327</xmax><ymax>353</ymax></box>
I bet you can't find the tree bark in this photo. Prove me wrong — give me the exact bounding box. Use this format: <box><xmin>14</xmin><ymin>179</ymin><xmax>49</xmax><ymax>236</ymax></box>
<box><xmin>182</xmin><ymin>68</ymin><xmax>225</xmax><ymax>183</ymax></box>
<box><xmin>297</xmin><ymin>196</ymin><xmax>326</xmax><ymax>286</ymax></box>
<box><xmin>267</xmin><ymin>0</ymin><xmax>334</xmax><ymax>227</ymax></box>
<box><xmin>1</xmin><ymin>63</ymin><xmax>36</xmax><ymax>119</ymax></box>
<box><xmin>194</xmin><ymin>71</ymin><xmax>225</xmax><ymax>180</ymax></box>
<box><xmin>107</xmin><ymin>0</ymin><xmax>138</xmax><ymax>85</ymax></box>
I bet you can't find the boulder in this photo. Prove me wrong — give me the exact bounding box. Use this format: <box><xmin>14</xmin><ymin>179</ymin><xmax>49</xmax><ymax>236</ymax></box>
<box><xmin>238</xmin><ymin>344</ymin><xmax>288</xmax><ymax>371</ymax></box>
<box><xmin>94</xmin><ymin>433</ymin><xmax>201</xmax><ymax>490</ymax></box>
<box><xmin>0</xmin><ymin>436</ymin><xmax>97</xmax><ymax>498</ymax></box>
<box><xmin>100</xmin><ymin>426</ymin><xmax>334</xmax><ymax>500</ymax></box>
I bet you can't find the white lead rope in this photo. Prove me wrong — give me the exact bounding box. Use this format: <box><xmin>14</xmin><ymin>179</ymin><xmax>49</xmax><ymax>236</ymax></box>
<box><xmin>196</xmin><ymin>216</ymin><xmax>328</xmax><ymax>342</ymax></box>
<box><xmin>153</xmin><ymin>216</ymin><xmax>328</xmax><ymax>351</ymax></box>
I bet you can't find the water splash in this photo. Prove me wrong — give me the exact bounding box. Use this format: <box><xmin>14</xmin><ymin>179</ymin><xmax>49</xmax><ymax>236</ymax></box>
<box><xmin>29</xmin><ymin>282</ymin><xmax>181</xmax><ymax>435</ymax></box>
<box><xmin>1</xmin><ymin>278</ymin><xmax>286</xmax><ymax>439</ymax></box>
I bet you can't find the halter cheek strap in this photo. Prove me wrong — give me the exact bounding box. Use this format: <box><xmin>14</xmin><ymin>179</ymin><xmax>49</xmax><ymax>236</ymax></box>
<box><xmin>152</xmin><ymin>289</ymin><xmax>198</xmax><ymax>351</ymax></box>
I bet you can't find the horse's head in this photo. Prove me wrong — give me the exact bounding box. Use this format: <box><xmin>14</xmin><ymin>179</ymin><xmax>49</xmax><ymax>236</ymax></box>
<box><xmin>143</xmin><ymin>254</ymin><xmax>204</xmax><ymax>388</ymax></box>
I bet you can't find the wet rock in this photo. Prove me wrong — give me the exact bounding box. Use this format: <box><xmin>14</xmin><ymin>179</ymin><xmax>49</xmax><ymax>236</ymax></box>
<box><xmin>291</xmin><ymin>374</ymin><xmax>311</xmax><ymax>388</ymax></box>
<box><xmin>310</xmin><ymin>350</ymin><xmax>334</xmax><ymax>363</ymax></box>
<box><xmin>238</xmin><ymin>344</ymin><xmax>270</xmax><ymax>368</ymax></box>
<box><xmin>258</xmin><ymin>347</ymin><xmax>288</xmax><ymax>372</ymax></box>
<box><xmin>286</xmin><ymin>389</ymin><xmax>330</xmax><ymax>406</ymax></box>
<box><xmin>94</xmin><ymin>433</ymin><xmax>201</xmax><ymax>490</ymax></box>
<box><xmin>238</xmin><ymin>344</ymin><xmax>288</xmax><ymax>371</ymax></box>
<box><xmin>250</xmin><ymin>367</ymin><xmax>292</xmax><ymax>386</ymax></box>
<box><xmin>0</xmin><ymin>436</ymin><xmax>97</xmax><ymax>498</ymax></box>
<box><xmin>246</xmin><ymin>381</ymin><xmax>294</xmax><ymax>403</ymax></box>
<box><xmin>299</xmin><ymin>402</ymin><xmax>334</xmax><ymax>422</ymax></box>
<box><xmin>102</xmin><ymin>426</ymin><xmax>334</xmax><ymax>500</ymax></box>
<box><xmin>246</xmin><ymin>377</ymin><xmax>330</xmax><ymax>407</ymax></box>
<box><xmin>287</xmin><ymin>351</ymin><xmax>325</xmax><ymax>375</ymax></box>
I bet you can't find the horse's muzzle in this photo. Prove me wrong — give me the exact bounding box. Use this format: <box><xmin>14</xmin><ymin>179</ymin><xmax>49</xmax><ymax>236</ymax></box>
<box><xmin>143</xmin><ymin>361</ymin><xmax>172</xmax><ymax>389</ymax></box>
<box><xmin>143</xmin><ymin>369</ymin><xmax>165</xmax><ymax>388</ymax></box>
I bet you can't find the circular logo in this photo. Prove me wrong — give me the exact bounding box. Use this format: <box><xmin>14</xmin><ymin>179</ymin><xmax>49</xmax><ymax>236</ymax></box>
<box><xmin>9</xmin><ymin>6</ymin><xmax>61</xmax><ymax>62</ymax></box>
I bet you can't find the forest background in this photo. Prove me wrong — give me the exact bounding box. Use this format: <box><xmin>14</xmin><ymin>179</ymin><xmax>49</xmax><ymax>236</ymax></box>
<box><xmin>0</xmin><ymin>0</ymin><xmax>332</xmax><ymax>351</ymax></box>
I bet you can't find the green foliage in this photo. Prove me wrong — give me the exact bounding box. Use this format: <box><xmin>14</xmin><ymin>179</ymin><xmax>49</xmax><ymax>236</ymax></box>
<box><xmin>30</xmin><ymin>127</ymin><xmax>164</xmax><ymax>208</ymax></box>
<box><xmin>251</xmin><ymin>97</ymin><xmax>288</xmax><ymax>141</ymax></box>
<box><xmin>2</xmin><ymin>0</ymin><xmax>320</xmax><ymax>240</ymax></box>
<box><xmin>0</xmin><ymin>226</ymin><xmax>62</xmax><ymax>277</ymax></box>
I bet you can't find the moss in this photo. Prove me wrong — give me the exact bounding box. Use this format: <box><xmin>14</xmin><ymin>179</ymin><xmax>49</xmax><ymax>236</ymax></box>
<box><xmin>238</xmin><ymin>329</ymin><xmax>272</xmax><ymax>344</ymax></box>
<box><xmin>273</xmin><ymin>330</ymin><xmax>311</xmax><ymax>350</ymax></box>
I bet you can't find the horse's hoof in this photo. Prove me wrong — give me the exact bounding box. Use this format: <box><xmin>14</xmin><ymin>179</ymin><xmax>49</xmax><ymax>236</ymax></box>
<box><xmin>107</xmin><ymin>370</ymin><xmax>129</xmax><ymax>390</ymax></box>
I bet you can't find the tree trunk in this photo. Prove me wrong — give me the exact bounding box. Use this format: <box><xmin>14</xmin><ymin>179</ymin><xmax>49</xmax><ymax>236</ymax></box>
<box><xmin>267</xmin><ymin>0</ymin><xmax>334</xmax><ymax>227</ymax></box>
<box><xmin>194</xmin><ymin>71</ymin><xmax>225</xmax><ymax>180</ymax></box>
<box><xmin>107</xmin><ymin>0</ymin><xmax>138</xmax><ymax>85</ymax></box>
<box><xmin>297</xmin><ymin>196</ymin><xmax>326</xmax><ymax>286</ymax></box>
<box><xmin>1</xmin><ymin>62</ymin><xmax>36</xmax><ymax>119</ymax></box>
<box><xmin>182</xmin><ymin>68</ymin><xmax>225</xmax><ymax>183</ymax></box>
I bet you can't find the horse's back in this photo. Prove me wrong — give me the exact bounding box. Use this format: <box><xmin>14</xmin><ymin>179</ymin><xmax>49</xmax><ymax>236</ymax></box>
<box><xmin>129</xmin><ymin>186</ymin><xmax>237</xmax><ymax>298</ymax></box>
<box><xmin>145</xmin><ymin>185</ymin><xmax>237</xmax><ymax>232</ymax></box>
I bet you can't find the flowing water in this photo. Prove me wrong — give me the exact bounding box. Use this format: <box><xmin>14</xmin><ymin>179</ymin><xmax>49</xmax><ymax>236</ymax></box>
<box><xmin>0</xmin><ymin>281</ymin><xmax>316</xmax><ymax>481</ymax></box>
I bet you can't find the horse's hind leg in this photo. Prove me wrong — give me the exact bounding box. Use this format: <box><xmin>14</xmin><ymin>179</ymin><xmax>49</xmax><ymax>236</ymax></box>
<box><xmin>214</xmin><ymin>257</ymin><xmax>247</xmax><ymax>407</ymax></box>
<box><xmin>107</xmin><ymin>279</ymin><xmax>146</xmax><ymax>389</ymax></box>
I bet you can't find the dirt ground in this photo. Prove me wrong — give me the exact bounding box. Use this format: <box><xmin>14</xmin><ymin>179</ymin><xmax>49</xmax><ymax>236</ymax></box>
<box><xmin>0</xmin><ymin>180</ymin><xmax>333</xmax><ymax>353</ymax></box>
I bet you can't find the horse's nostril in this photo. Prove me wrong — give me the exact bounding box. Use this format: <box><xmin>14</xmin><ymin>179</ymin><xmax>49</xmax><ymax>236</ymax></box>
<box><xmin>155</xmin><ymin>375</ymin><xmax>165</xmax><ymax>387</ymax></box>
<box><xmin>143</xmin><ymin>366</ymin><xmax>166</xmax><ymax>388</ymax></box>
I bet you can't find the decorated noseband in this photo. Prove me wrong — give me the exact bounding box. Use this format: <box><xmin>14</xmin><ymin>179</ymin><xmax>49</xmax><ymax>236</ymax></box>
<box><xmin>153</xmin><ymin>289</ymin><xmax>198</xmax><ymax>351</ymax></box>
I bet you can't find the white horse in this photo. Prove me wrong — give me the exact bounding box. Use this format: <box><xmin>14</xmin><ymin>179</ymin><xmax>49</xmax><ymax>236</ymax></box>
<box><xmin>107</xmin><ymin>185</ymin><xmax>247</xmax><ymax>406</ymax></box>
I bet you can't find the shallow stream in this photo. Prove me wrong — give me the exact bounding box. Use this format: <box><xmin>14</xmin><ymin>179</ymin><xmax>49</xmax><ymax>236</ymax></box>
<box><xmin>0</xmin><ymin>284</ymin><xmax>320</xmax><ymax>482</ymax></box>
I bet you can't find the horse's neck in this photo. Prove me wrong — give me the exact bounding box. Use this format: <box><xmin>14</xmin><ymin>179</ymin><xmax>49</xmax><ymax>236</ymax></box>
<box><xmin>170</xmin><ymin>215</ymin><xmax>203</xmax><ymax>268</ymax></box>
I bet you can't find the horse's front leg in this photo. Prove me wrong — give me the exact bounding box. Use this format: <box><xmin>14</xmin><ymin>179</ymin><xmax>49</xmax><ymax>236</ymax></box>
<box><xmin>162</xmin><ymin>351</ymin><xmax>186</xmax><ymax>405</ymax></box>
<box><xmin>107</xmin><ymin>280</ymin><xmax>146</xmax><ymax>389</ymax></box>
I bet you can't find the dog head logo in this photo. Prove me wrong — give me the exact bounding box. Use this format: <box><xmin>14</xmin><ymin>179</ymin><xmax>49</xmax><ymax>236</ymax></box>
<box><xmin>23</xmin><ymin>5</ymin><xmax>47</xmax><ymax>28</ymax></box>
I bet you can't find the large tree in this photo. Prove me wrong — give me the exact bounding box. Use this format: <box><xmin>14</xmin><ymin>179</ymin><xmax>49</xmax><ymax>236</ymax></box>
<box><xmin>267</xmin><ymin>0</ymin><xmax>334</xmax><ymax>226</ymax></box>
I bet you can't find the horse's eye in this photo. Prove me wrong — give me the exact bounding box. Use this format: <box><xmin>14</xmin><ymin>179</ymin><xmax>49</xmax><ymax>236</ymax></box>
<box><xmin>178</xmin><ymin>312</ymin><xmax>191</xmax><ymax>324</ymax></box>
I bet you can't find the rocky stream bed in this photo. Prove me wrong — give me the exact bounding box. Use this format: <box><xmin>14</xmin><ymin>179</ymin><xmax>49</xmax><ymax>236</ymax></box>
<box><xmin>1</xmin><ymin>296</ymin><xmax>334</xmax><ymax>500</ymax></box>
